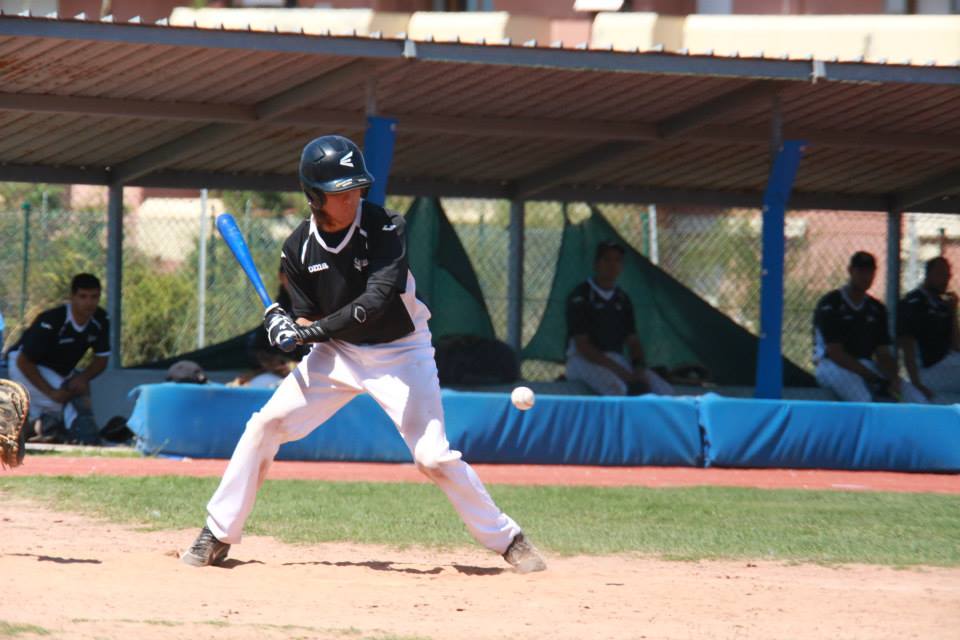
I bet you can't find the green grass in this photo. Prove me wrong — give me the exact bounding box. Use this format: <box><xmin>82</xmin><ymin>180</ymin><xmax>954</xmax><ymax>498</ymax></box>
<box><xmin>25</xmin><ymin>446</ymin><xmax>142</xmax><ymax>458</ymax></box>
<box><xmin>1</xmin><ymin>476</ymin><xmax>958</xmax><ymax>567</ymax></box>
<box><xmin>0</xmin><ymin>621</ymin><xmax>50</xmax><ymax>637</ymax></box>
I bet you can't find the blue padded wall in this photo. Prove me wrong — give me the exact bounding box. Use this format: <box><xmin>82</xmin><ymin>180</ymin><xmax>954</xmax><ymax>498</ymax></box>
<box><xmin>699</xmin><ymin>394</ymin><xmax>960</xmax><ymax>472</ymax></box>
<box><xmin>128</xmin><ymin>385</ymin><xmax>960</xmax><ymax>472</ymax></box>
<box><xmin>128</xmin><ymin>384</ymin><xmax>701</xmax><ymax>466</ymax></box>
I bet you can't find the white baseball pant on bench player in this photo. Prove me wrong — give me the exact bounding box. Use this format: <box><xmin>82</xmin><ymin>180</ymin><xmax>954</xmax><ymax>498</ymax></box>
<box><xmin>815</xmin><ymin>358</ymin><xmax>926</xmax><ymax>403</ymax></box>
<box><xmin>6</xmin><ymin>350</ymin><xmax>80</xmax><ymax>429</ymax></box>
<box><xmin>205</xmin><ymin>325</ymin><xmax>522</xmax><ymax>554</ymax></box>
<box><xmin>566</xmin><ymin>350</ymin><xmax>674</xmax><ymax>396</ymax></box>
<box><xmin>916</xmin><ymin>351</ymin><xmax>960</xmax><ymax>394</ymax></box>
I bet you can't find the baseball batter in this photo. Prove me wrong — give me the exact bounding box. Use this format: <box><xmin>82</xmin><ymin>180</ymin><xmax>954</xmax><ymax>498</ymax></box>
<box><xmin>182</xmin><ymin>135</ymin><xmax>546</xmax><ymax>573</ymax></box>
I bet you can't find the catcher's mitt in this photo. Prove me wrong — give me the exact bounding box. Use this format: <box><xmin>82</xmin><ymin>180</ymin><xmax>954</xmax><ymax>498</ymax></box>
<box><xmin>0</xmin><ymin>379</ymin><xmax>29</xmax><ymax>469</ymax></box>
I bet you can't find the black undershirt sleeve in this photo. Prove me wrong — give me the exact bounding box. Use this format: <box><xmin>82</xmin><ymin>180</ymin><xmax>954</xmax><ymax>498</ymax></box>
<box><xmin>318</xmin><ymin>212</ymin><xmax>408</xmax><ymax>337</ymax></box>
<box><xmin>623</xmin><ymin>294</ymin><xmax>637</xmax><ymax>336</ymax></box>
<box><xmin>92</xmin><ymin>315</ymin><xmax>111</xmax><ymax>355</ymax></box>
<box><xmin>896</xmin><ymin>297</ymin><xmax>918</xmax><ymax>339</ymax></box>
<box><xmin>815</xmin><ymin>299</ymin><xmax>844</xmax><ymax>345</ymax></box>
<box><xmin>874</xmin><ymin>302</ymin><xmax>892</xmax><ymax>347</ymax></box>
<box><xmin>566</xmin><ymin>288</ymin><xmax>590</xmax><ymax>339</ymax></box>
<box><xmin>20</xmin><ymin>313</ymin><xmax>54</xmax><ymax>363</ymax></box>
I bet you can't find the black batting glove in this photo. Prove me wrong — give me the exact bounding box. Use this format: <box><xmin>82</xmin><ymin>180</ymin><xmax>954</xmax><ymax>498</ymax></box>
<box><xmin>263</xmin><ymin>303</ymin><xmax>300</xmax><ymax>353</ymax></box>
<box><xmin>297</xmin><ymin>320</ymin><xmax>329</xmax><ymax>344</ymax></box>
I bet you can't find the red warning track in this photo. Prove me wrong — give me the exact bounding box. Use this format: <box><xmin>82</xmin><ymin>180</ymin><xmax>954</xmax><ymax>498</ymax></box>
<box><xmin>7</xmin><ymin>457</ymin><xmax>960</xmax><ymax>494</ymax></box>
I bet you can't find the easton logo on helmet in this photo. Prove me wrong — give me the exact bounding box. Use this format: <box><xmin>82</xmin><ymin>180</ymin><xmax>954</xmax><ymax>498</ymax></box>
<box><xmin>339</xmin><ymin>151</ymin><xmax>354</xmax><ymax>168</ymax></box>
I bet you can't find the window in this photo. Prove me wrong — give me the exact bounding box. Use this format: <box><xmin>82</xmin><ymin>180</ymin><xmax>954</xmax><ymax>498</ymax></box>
<box><xmin>432</xmin><ymin>0</ymin><xmax>494</xmax><ymax>10</ymax></box>
<box><xmin>696</xmin><ymin>0</ymin><xmax>733</xmax><ymax>12</ymax></box>
<box><xmin>887</xmin><ymin>0</ymin><xmax>960</xmax><ymax>13</ymax></box>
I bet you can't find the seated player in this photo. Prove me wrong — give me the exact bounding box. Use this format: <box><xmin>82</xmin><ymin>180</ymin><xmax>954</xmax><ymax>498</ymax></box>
<box><xmin>813</xmin><ymin>252</ymin><xmax>924</xmax><ymax>403</ymax></box>
<box><xmin>897</xmin><ymin>257</ymin><xmax>960</xmax><ymax>398</ymax></box>
<box><xmin>564</xmin><ymin>241</ymin><xmax>674</xmax><ymax>396</ymax></box>
<box><xmin>6</xmin><ymin>273</ymin><xmax>109</xmax><ymax>443</ymax></box>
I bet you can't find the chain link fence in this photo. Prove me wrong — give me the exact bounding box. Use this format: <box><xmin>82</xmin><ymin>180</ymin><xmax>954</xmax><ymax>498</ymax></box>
<box><xmin>2</xmin><ymin>192</ymin><xmax>957</xmax><ymax>388</ymax></box>
<box><xmin>1</xmin><ymin>198</ymin><xmax>302</xmax><ymax>367</ymax></box>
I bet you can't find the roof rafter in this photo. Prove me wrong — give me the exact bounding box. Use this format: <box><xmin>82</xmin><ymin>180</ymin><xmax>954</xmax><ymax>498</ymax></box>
<box><xmin>3</xmin><ymin>94</ymin><xmax>959</xmax><ymax>152</ymax></box>
<box><xmin>3</xmin><ymin>162</ymin><xmax>958</xmax><ymax>213</ymax></box>
<box><xmin>108</xmin><ymin>59</ymin><xmax>384</xmax><ymax>185</ymax></box>
<box><xmin>892</xmin><ymin>166</ymin><xmax>960</xmax><ymax>211</ymax></box>
<box><xmin>510</xmin><ymin>81</ymin><xmax>783</xmax><ymax>199</ymax></box>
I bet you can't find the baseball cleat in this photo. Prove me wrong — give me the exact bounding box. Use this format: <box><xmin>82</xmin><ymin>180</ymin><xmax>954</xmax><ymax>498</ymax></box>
<box><xmin>181</xmin><ymin>526</ymin><xmax>230</xmax><ymax>567</ymax></box>
<box><xmin>502</xmin><ymin>533</ymin><xmax>546</xmax><ymax>573</ymax></box>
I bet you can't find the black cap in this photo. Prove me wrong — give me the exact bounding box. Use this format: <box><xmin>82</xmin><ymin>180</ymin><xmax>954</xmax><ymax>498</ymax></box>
<box><xmin>166</xmin><ymin>360</ymin><xmax>208</xmax><ymax>384</ymax></box>
<box><xmin>849</xmin><ymin>251</ymin><xmax>877</xmax><ymax>270</ymax></box>
<box><xmin>594</xmin><ymin>240</ymin><xmax>625</xmax><ymax>261</ymax></box>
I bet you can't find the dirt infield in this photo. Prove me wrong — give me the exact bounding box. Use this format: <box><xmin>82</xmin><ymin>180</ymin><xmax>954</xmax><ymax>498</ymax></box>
<box><xmin>9</xmin><ymin>455</ymin><xmax>960</xmax><ymax>493</ymax></box>
<box><xmin>1</xmin><ymin>500</ymin><xmax>958</xmax><ymax>640</ymax></box>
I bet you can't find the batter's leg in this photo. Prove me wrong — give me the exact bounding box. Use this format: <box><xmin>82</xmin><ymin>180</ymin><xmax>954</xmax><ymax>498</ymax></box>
<box><xmin>205</xmin><ymin>344</ymin><xmax>360</xmax><ymax>545</ymax></box>
<box><xmin>361</xmin><ymin>348</ymin><xmax>524</xmax><ymax>556</ymax></box>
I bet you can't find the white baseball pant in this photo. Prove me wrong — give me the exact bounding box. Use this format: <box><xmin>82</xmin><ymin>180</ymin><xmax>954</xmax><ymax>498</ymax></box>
<box><xmin>815</xmin><ymin>358</ymin><xmax>926</xmax><ymax>404</ymax></box>
<box><xmin>205</xmin><ymin>326</ymin><xmax>522</xmax><ymax>553</ymax></box>
<box><xmin>566</xmin><ymin>351</ymin><xmax>674</xmax><ymax>396</ymax></box>
<box><xmin>917</xmin><ymin>351</ymin><xmax>960</xmax><ymax>394</ymax></box>
<box><xmin>6</xmin><ymin>350</ymin><xmax>80</xmax><ymax>428</ymax></box>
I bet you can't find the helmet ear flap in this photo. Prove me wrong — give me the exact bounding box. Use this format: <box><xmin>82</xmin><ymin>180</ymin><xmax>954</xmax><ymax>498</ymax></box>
<box><xmin>303</xmin><ymin>185</ymin><xmax>326</xmax><ymax>206</ymax></box>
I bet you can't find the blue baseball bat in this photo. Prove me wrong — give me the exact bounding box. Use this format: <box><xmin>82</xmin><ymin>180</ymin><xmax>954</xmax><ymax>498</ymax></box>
<box><xmin>215</xmin><ymin>213</ymin><xmax>295</xmax><ymax>350</ymax></box>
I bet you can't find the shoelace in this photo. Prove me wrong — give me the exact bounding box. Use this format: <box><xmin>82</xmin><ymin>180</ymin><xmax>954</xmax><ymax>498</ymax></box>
<box><xmin>189</xmin><ymin>529</ymin><xmax>218</xmax><ymax>554</ymax></box>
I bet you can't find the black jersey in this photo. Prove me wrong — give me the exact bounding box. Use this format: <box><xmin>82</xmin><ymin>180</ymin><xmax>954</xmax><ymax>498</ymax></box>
<box><xmin>280</xmin><ymin>200</ymin><xmax>420</xmax><ymax>345</ymax></box>
<box><xmin>813</xmin><ymin>288</ymin><xmax>890</xmax><ymax>362</ymax></box>
<box><xmin>566</xmin><ymin>279</ymin><xmax>636</xmax><ymax>354</ymax></box>
<box><xmin>897</xmin><ymin>287</ymin><xmax>954</xmax><ymax>367</ymax></box>
<box><xmin>14</xmin><ymin>304</ymin><xmax>110</xmax><ymax>376</ymax></box>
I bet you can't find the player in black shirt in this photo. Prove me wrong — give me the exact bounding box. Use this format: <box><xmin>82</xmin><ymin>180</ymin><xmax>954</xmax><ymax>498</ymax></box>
<box><xmin>812</xmin><ymin>252</ymin><xmax>924</xmax><ymax>403</ymax></box>
<box><xmin>564</xmin><ymin>241</ymin><xmax>673</xmax><ymax>396</ymax></box>
<box><xmin>7</xmin><ymin>273</ymin><xmax>109</xmax><ymax>442</ymax></box>
<box><xmin>897</xmin><ymin>257</ymin><xmax>960</xmax><ymax>398</ymax></box>
<box><xmin>183</xmin><ymin>136</ymin><xmax>545</xmax><ymax>573</ymax></box>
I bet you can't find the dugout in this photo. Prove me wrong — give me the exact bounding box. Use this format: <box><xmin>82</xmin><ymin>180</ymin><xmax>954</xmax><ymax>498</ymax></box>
<box><xmin>0</xmin><ymin>12</ymin><xmax>959</xmax><ymax>401</ymax></box>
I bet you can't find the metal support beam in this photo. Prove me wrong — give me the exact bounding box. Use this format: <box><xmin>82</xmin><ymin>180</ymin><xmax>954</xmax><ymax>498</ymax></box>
<box><xmin>254</xmin><ymin>60</ymin><xmax>379</xmax><ymax>120</ymax></box>
<box><xmin>109</xmin><ymin>60</ymin><xmax>380</xmax><ymax>184</ymax></box>
<box><xmin>4</xmin><ymin>93</ymin><xmax>960</xmax><ymax>152</ymax></box>
<box><xmin>510</xmin><ymin>140</ymin><xmax>641</xmax><ymax>199</ymax></box>
<box><xmin>511</xmin><ymin>81</ymin><xmax>783</xmax><ymax>199</ymax></box>
<box><xmin>507</xmin><ymin>200</ymin><xmax>525</xmax><ymax>355</ymax></box>
<box><xmin>755</xmin><ymin>140</ymin><xmax>805</xmax><ymax>400</ymax></box>
<box><xmin>106</xmin><ymin>184</ymin><xmax>123</xmax><ymax>369</ymax></box>
<box><xmin>363</xmin><ymin>116</ymin><xmax>398</xmax><ymax>207</ymax></box>
<box><xmin>0</xmin><ymin>92</ymin><xmax>254</xmax><ymax>122</ymax></box>
<box><xmin>891</xmin><ymin>166</ymin><xmax>960</xmax><ymax>212</ymax></box>
<box><xmin>657</xmin><ymin>81</ymin><xmax>782</xmax><ymax>139</ymax></box>
<box><xmin>109</xmin><ymin>124</ymin><xmax>240</xmax><ymax>185</ymax></box>
<box><xmin>886</xmin><ymin>209</ymin><xmax>902</xmax><ymax>337</ymax></box>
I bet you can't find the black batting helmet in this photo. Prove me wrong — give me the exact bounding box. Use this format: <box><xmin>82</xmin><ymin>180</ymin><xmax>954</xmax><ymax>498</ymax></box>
<box><xmin>299</xmin><ymin>135</ymin><xmax>374</xmax><ymax>204</ymax></box>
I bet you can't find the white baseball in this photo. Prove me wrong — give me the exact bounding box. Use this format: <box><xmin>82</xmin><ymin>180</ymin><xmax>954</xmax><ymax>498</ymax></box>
<box><xmin>511</xmin><ymin>386</ymin><xmax>535</xmax><ymax>411</ymax></box>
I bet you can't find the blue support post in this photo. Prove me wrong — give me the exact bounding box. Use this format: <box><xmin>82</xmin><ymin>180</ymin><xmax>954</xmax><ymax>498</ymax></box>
<box><xmin>755</xmin><ymin>139</ymin><xmax>805</xmax><ymax>399</ymax></box>
<box><xmin>362</xmin><ymin>116</ymin><xmax>398</xmax><ymax>207</ymax></box>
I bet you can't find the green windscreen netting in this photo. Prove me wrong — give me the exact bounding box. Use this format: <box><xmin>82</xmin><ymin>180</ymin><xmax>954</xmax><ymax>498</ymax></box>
<box><xmin>405</xmin><ymin>197</ymin><xmax>496</xmax><ymax>341</ymax></box>
<box><xmin>522</xmin><ymin>208</ymin><xmax>815</xmax><ymax>387</ymax></box>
